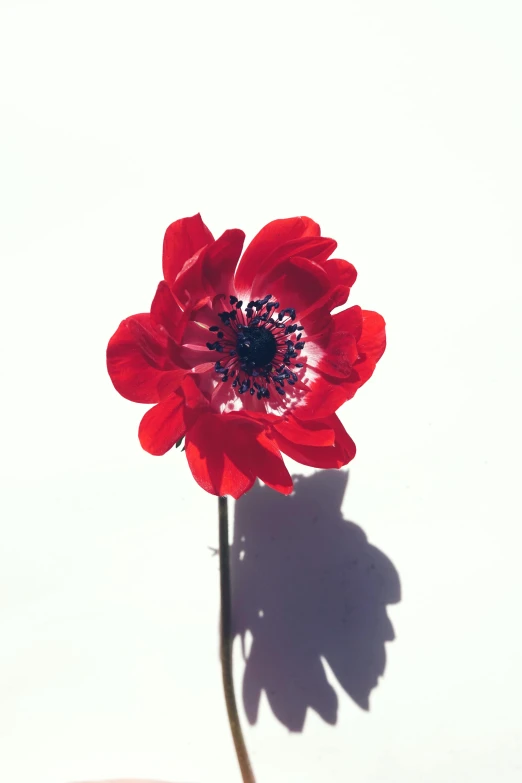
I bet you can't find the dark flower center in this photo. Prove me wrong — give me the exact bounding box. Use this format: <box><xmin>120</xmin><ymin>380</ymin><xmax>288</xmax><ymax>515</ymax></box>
<box><xmin>205</xmin><ymin>293</ymin><xmax>306</xmax><ymax>400</ymax></box>
<box><xmin>236</xmin><ymin>325</ymin><xmax>277</xmax><ymax>367</ymax></box>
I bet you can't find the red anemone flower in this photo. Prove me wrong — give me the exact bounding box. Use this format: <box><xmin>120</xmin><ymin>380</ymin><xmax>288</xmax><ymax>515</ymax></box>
<box><xmin>107</xmin><ymin>215</ymin><xmax>385</xmax><ymax>499</ymax></box>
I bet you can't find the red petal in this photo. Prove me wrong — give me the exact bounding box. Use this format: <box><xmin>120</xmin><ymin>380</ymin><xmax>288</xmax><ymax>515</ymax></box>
<box><xmin>162</xmin><ymin>214</ymin><xmax>214</xmax><ymax>287</ymax></box>
<box><xmin>299</xmin><ymin>305</ymin><xmax>333</xmax><ymax>343</ymax></box>
<box><xmin>254</xmin><ymin>255</ymin><xmax>331</xmax><ymax>320</ymax></box>
<box><xmin>202</xmin><ymin>229</ymin><xmax>245</xmax><ymax>295</ymax></box>
<box><xmin>170</xmin><ymin>230</ymin><xmax>244</xmax><ymax>311</ymax></box>
<box><xmin>138</xmin><ymin>393</ymin><xmax>186</xmax><ymax>455</ymax></box>
<box><xmin>157</xmin><ymin>368</ymin><xmax>190</xmax><ymax>399</ymax></box>
<box><xmin>332</xmin><ymin>305</ymin><xmax>363</xmax><ymax>340</ymax></box>
<box><xmin>107</xmin><ymin>314</ymin><xmax>178</xmax><ymax>403</ymax></box>
<box><xmin>235</xmin><ymin>216</ymin><xmax>320</xmax><ymax>296</ymax></box>
<box><xmin>244</xmin><ymin>236</ymin><xmax>337</xmax><ymax>297</ymax></box>
<box><xmin>321</xmin><ymin>258</ymin><xmax>357</xmax><ymax>308</ymax></box>
<box><xmin>308</xmin><ymin>305</ymin><xmax>362</xmax><ymax>379</ymax></box>
<box><xmin>182</xmin><ymin>373</ymin><xmax>211</xmax><ymax>411</ymax></box>
<box><xmin>185</xmin><ymin>414</ymin><xmax>254</xmax><ymax>498</ymax></box>
<box><xmin>252</xmin><ymin>429</ymin><xmax>294</xmax><ymax>495</ymax></box>
<box><xmin>124</xmin><ymin>316</ymin><xmax>170</xmax><ymax>369</ymax></box>
<box><xmin>185</xmin><ymin>414</ymin><xmax>292</xmax><ymax>498</ymax></box>
<box><xmin>296</xmin><ymin>308</ymin><xmax>386</xmax><ymax>418</ymax></box>
<box><xmin>274</xmin><ymin>235</ymin><xmax>337</xmax><ymax>265</ymax></box>
<box><xmin>170</xmin><ymin>245</ymin><xmax>209</xmax><ymax>310</ymax></box>
<box><xmin>273</xmin><ymin>414</ymin><xmax>356</xmax><ymax>469</ymax></box>
<box><xmin>150</xmin><ymin>281</ymin><xmax>189</xmax><ymax>342</ymax></box>
<box><xmin>358</xmin><ymin>309</ymin><xmax>386</xmax><ymax>365</ymax></box>
<box><xmin>293</xmin><ymin>369</ymin><xmax>352</xmax><ymax>419</ymax></box>
<box><xmin>273</xmin><ymin>417</ymin><xmax>336</xmax><ymax>447</ymax></box>
<box><xmin>330</xmin><ymin>307</ymin><xmax>386</xmax><ymax>390</ymax></box>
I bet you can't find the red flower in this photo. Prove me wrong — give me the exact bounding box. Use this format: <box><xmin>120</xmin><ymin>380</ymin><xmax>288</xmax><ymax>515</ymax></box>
<box><xmin>107</xmin><ymin>215</ymin><xmax>385</xmax><ymax>498</ymax></box>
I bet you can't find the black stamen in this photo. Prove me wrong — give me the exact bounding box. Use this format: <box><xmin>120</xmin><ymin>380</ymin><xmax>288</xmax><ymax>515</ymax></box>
<box><xmin>211</xmin><ymin>291</ymin><xmax>306</xmax><ymax>399</ymax></box>
<box><xmin>236</xmin><ymin>325</ymin><xmax>277</xmax><ymax>368</ymax></box>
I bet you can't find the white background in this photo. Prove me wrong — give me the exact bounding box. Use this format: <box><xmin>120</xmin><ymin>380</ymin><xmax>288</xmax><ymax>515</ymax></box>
<box><xmin>1</xmin><ymin>1</ymin><xmax>521</xmax><ymax>781</ymax></box>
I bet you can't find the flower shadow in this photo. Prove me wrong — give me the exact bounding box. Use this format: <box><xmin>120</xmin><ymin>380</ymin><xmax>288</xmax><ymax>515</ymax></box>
<box><xmin>231</xmin><ymin>471</ymin><xmax>401</xmax><ymax>732</ymax></box>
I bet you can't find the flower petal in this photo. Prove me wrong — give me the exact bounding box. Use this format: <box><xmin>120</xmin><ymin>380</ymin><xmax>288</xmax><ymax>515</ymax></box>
<box><xmin>170</xmin><ymin>246</ymin><xmax>209</xmax><ymax>310</ymax></box>
<box><xmin>202</xmin><ymin>229</ymin><xmax>245</xmax><ymax>296</ymax></box>
<box><xmin>273</xmin><ymin>414</ymin><xmax>356</xmax><ymax>469</ymax></box>
<box><xmin>245</xmin><ymin>236</ymin><xmax>337</xmax><ymax>299</ymax></box>
<box><xmin>273</xmin><ymin>416</ymin><xmax>336</xmax><ymax>447</ymax></box>
<box><xmin>162</xmin><ymin>214</ymin><xmax>214</xmax><ymax>287</ymax></box>
<box><xmin>354</xmin><ymin>309</ymin><xmax>387</xmax><ymax>384</ymax></box>
<box><xmin>307</xmin><ymin>305</ymin><xmax>362</xmax><ymax>379</ymax></box>
<box><xmin>138</xmin><ymin>393</ymin><xmax>186</xmax><ymax>455</ymax></box>
<box><xmin>321</xmin><ymin>257</ymin><xmax>358</xmax><ymax>308</ymax></box>
<box><xmin>235</xmin><ymin>216</ymin><xmax>320</xmax><ymax>296</ymax></box>
<box><xmin>185</xmin><ymin>414</ymin><xmax>254</xmax><ymax>498</ymax></box>
<box><xmin>293</xmin><ymin>367</ymin><xmax>353</xmax><ymax>419</ymax></box>
<box><xmin>254</xmin><ymin>255</ymin><xmax>331</xmax><ymax>320</ymax></box>
<box><xmin>252</xmin><ymin>429</ymin><xmax>294</xmax><ymax>495</ymax></box>
<box><xmin>323</xmin><ymin>307</ymin><xmax>386</xmax><ymax>393</ymax></box>
<box><xmin>182</xmin><ymin>373</ymin><xmax>211</xmax><ymax>411</ymax></box>
<box><xmin>107</xmin><ymin>314</ymin><xmax>180</xmax><ymax>403</ymax></box>
<box><xmin>295</xmin><ymin>307</ymin><xmax>386</xmax><ymax>418</ymax></box>
<box><xmin>332</xmin><ymin>305</ymin><xmax>363</xmax><ymax>340</ymax></box>
<box><xmin>150</xmin><ymin>281</ymin><xmax>189</xmax><ymax>342</ymax></box>
<box><xmin>274</xmin><ymin>235</ymin><xmax>337</xmax><ymax>265</ymax></box>
<box><xmin>185</xmin><ymin>414</ymin><xmax>292</xmax><ymax>498</ymax></box>
<box><xmin>170</xmin><ymin>230</ymin><xmax>245</xmax><ymax>310</ymax></box>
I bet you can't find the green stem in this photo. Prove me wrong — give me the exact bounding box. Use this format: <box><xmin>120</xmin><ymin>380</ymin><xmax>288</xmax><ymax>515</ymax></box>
<box><xmin>219</xmin><ymin>496</ymin><xmax>256</xmax><ymax>783</ymax></box>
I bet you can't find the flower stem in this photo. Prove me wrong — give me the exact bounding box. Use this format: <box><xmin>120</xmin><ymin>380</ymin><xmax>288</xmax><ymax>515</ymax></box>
<box><xmin>219</xmin><ymin>495</ymin><xmax>256</xmax><ymax>783</ymax></box>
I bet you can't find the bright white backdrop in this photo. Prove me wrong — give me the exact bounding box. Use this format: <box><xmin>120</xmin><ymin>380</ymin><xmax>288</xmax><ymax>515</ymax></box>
<box><xmin>1</xmin><ymin>1</ymin><xmax>521</xmax><ymax>781</ymax></box>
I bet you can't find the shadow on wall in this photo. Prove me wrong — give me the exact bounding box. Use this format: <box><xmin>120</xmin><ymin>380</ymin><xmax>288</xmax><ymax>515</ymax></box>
<box><xmin>231</xmin><ymin>471</ymin><xmax>401</xmax><ymax>732</ymax></box>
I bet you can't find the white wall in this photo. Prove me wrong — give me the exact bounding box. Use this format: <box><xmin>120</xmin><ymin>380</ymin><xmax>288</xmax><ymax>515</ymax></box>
<box><xmin>1</xmin><ymin>1</ymin><xmax>521</xmax><ymax>781</ymax></box>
